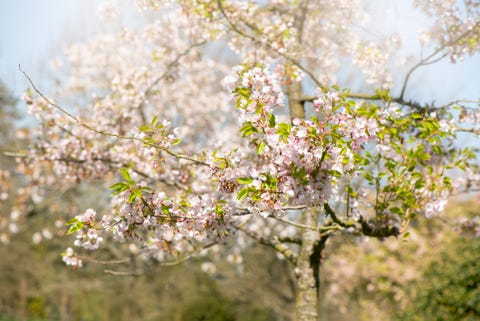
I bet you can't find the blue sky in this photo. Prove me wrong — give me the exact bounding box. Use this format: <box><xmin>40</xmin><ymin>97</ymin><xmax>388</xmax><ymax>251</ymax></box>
<box><xmin>0</xmin><ymin>0</ymin><xmax>97</xmax><ymax>95</ymax></box>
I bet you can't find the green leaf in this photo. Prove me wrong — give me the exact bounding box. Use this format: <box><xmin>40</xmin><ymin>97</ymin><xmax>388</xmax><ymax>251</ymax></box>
<box><xmin>443</xmin><ymin>176</ymin><xmax>452</xmax><ymax>187</ymax></box>
<box><xmin>329</xmin><ymin>170</ymin><xmax>342</xmax><ymax>178</ymax></box>
<box><xmin>414</xmin><ymin>179</ymin><xmax>425</xmax><ymax>189</ymax></box>
<box><xmin>237</xmin><ymin>177</ymin><xmax>253</xmax><ymax>184</ymax></box>
<box><xmin>128</xmin><ymin>188</ymin><xmax>143</xmax><ymax>203</ymax></box>
<box><xmin>109</xmin><ymin>182</ymin><xmax>129</xmax><ymax>196</ymax></box>
<box><xmin>233</xmin><ymin>87</ymin><xmax>251</xmax><ymax>99</ymax></box>
<box><xmin>239</xmin><ymin>122</ymin><xmax>258</xmax><ymax>137</ymax></box>
<box><xmin>277</xmin><ymin>122</ymin><xmax>291</xmax><ymax>139</ymax></box>
<box><xmin>67</xmin><ymin>222</ymin><xmax>84</xmax><ymax>235</ymax></box>
<box><xmin>66</xmin><ymin>217</ymin><xmax>79</xmax><ymax>226</ymax></box>
<box><xmin>120</xmin><ymin>168</ymin><xmax>132</xmax><ymax>183</ymax></box>
<box><xmin>257</xmin><ymin>141</ymin><xmax>265</xmax><ymax>154</ymax></box>
<box><xmin>236</xmin><ymin>187</ymin><xmax>250</xmax><ymax>200</ymax></box>
<box><xmin>268</xmin><ymin>113</ymin><xmax>276</xmax><ymax>127</ymax></box>
<box><xmin>150</xmin><ymin>116</ymin><xmax>158</xmax><ymax>127</ymax></box>
<box><xmin>433</xmin><ymin>145</ymin><xmax>442</xmax><ymax>155</ymax></box>
<box><xmin>469</xmin><ymin>37</ymin><xmax>477</xmax><ymax>49</ymax></box>
<box><xmin>411</xmin><ymin>112</ymin><xmax>423</xmax><ymax>120</ymax></box>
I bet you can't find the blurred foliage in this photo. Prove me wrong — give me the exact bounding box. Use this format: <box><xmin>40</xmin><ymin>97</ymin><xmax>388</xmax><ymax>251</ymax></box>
<box><xmin>395</xmin><ymin>236</ymin><xmax>480</xmax><ymax>321</ymax></box>
<box><xmin>0</xmin><ymin>235</ymin><xmax>288</xmax><ymax>321</ymax></box>
<box><xmin>0</xmin><ymin>79</ymin><xmax>18</xmax><ymax>141</ymax></box>
<box><xmin>180</xmin><ymin>296</ymin><xmax>235</xmax><ymax>321</ymax></box>
<box><xmin>320</xmin><ymin>198</ymin><xmax>480</xmax><ymax>321</ymax></box>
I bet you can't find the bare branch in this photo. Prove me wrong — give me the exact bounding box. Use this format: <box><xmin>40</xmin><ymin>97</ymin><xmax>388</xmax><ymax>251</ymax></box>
<box><xmin>104</xmin><ymin>269</ymin><xmax>140</xmax><ymax>277</ymax></box>
<box><xmin>323</xmin><ymin>203</ymin><xmax>356</xmax><ymax>229</ymax></box>
<box><xmin>358</xmin><ymin>216</ymin><xmax>400</xmax><ymax>238</ymax></box>
<box><xmin>235</xmin><ymin>206</ymin><xmax>343</xmax><ymax>235</ymax></box>
<box><xmin>237</xmin><ymin>225</ymin><xmax>298</xmax><ymax>264</ymax></box>
<box><xmin>135</xmin><ymin>40</ymin><xmax>207</xmax><ymax>124</ymax></box>
<box><xmin>143</xmin><ymin>41</ymin><xmax>207</xmax><ymax>97</ymax></box>
<box><xmin>79</xmin><ymin>256</ymin><xmax>131</xmax><ymax>265</ymax></box>
<box><xmin>324</xmin><ymin>202</ymin><xmax>400</xmax><ymax>238</ymax></box>
<box><xmin>399</xmin><ymin>20</ymin><xmax>480</xmax><ymax>100</ymax></box>
<box><xmin>276</xmin><ymin>236</ymin><xmax>302</xmax><ymax>244</ymax></box>
<box><xmin>269</xmin><ymin>215</ymin><xmax>318</xmax><ymax>231</ymax></box>
<box><xmin>158</xmin><ymin>242</ymin><xmax>218</xmax><ymax>266</ymax></box>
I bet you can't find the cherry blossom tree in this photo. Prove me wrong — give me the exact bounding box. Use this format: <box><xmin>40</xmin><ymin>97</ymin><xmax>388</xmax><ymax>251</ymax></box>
<box><xmin>6</xmin><ymin>0</ymin><xmax>480</xmax><ymax>320</ymax></box>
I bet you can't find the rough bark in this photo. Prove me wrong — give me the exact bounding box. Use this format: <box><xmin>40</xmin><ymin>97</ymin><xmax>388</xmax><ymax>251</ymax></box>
<box><xmin>294</xmin><ymin>208</ymin><xmax>320</xmax><ymax>321</ymax></box>
<box><xmin>288</xmin><ymin>78</ymin><xmax>305</xmax><ymax>120</ymax></box>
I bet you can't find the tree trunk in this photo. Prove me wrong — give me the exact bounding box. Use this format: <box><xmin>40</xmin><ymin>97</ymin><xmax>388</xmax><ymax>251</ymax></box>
<box><xmin>295</xmin><ymin>208</ymin><xmax>320</xmax><ymax>321</ymax></box>
<box><xmin>286</xmin><ymin>43</ymin><xmax>327</xmax><ymax>320</ymax></box>
<box><xmin>286</xmin><ymin>3</ymin><xmax>326</xmax><ymax>319</ymax></box>
<box><xmin>287</xmin><ymin>55</ymin><xmax>321</xmax><ymax>321</ymax></box>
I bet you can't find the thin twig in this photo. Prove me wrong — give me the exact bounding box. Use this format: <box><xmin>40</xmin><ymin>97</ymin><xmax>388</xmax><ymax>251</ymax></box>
<box><xmin>144</xmin><ymin>41</ymin><xmax>207</xmax><ymax>97</ymax></box>
<box><xmin>399</xmin><ymin>20</ymin><xmax>480</xmax><ymax>100</ymax></box>
<box><xmin>268</xmin><ymin>215</ymin><xmax>318</xmax><ymax>231</ymax></box>
<box><xmin>80</xmin><ymin>256</ymin><xmax>131</xmax><ymax>265</ymax></box>
<box><xmin>19</xmin><ymin>65</ymin><xmax>209</xmax><ymax>167</ymax></box>
<box><xmin>104</xmin><ymin>269</ymin><xmax>140</xmax><ymax>276</ymax></box>
<box><xmin>236</xmin><ymin>225</ymin><xmax>297</xmax><ymax>264</ymax></box>
<box><xmin>158</xmin><ymin>242</ymin><xmax>218</xmax><ymax>266</ymax></box>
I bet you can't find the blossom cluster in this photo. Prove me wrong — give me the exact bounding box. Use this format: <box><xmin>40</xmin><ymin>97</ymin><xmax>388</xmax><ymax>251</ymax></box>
<box><xmin>62</xmin><ymin>247</ymin><xmax>83</xmax><ymax>268</ymax></box>
<box><xmin>220</xmin><ymin>66</ymin><xmax>463</xmax><ymax>224</ymax></box>
<box><xmin>135</xmin><ymin>119</ymin><xmax>181</xmax><ymax>160</ymax></box>
<box><xmin>353</xmin><ymin>42</ymin><xmax>392</xmax><ymax>88</ymax></box>
<box><xmin>222</xmin><ymin>66</ymin><xmax>285</xmax><ymax>112</ymax></box>
<box><xmin>215</xmin><ymin>1</ymin><xmax>296</xmax><ymax>63</ymax></box>
<box><xmin>71</xmin><ymin>209</ymin><xmax>104</xmax><ymax>250</ymax></box>
<box><xmin>98</xmin><ymin>190</ymin><xmax>233</xmax><ymax>258</ymax></box>
<box><xmin>218</xmin><ymin>68</ymin><xmax>384</xmax><ymax>215</ymax></box>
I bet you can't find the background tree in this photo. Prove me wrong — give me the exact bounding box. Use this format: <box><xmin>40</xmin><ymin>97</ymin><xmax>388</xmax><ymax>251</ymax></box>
<box><xmin>5</xmin><ymin>1</ymin><xmax>480</xmax><ymax>320</ymax></box>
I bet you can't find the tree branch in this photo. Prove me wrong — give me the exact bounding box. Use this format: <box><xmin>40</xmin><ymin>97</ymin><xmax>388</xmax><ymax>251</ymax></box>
<box><xmin>324</xmin><ymin>202</ymin><xmax>400</xmax><ymax>238</ymax></box>
<box><xmin>277</xmin><ymin>236</ymin><xmax>302</xmax><ymax>244</ymax></box>
<box><xmin>323</xmin><ymin>203</ymin><xmax>356</xmax><ymax>228</ymax></box>
<box><xmin>157</xmin><ymin>242</ymin><xmax>218</xmax><ymax>266</ymax></box>
<box><xmin>358</xmin><ymin>216</ymin><xmax>400</xmax><ymax>237</ymax></box>
<box><xmin>237</xmin><ymin>225</ymin><xmax>298</xmax><ymax>264</ymax></box>
<box><xmin>269</xmin><ymin>215</ymin><xmax>318</xmax><ymax>231</ymax></box>
<box><xmin>19</xmin><ymin>65</ymin><xmax>210</xmax><ymax>167</ymax></box>
<box><xmin>79</xmin><ymin>256</ymin><xmax>131</xmax><ymax>265</ymax></box>
<box><xmin>399</xmin><ymin>20</ymin><xmax>480</xmax><ymax>100</ymax></box>
<box><xmin>103</xmin><ymin>269</ymin><xmax>140</xmax><ymax>277</ymax></box>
